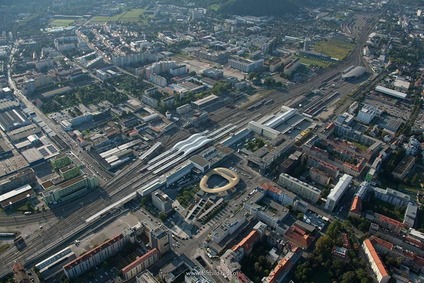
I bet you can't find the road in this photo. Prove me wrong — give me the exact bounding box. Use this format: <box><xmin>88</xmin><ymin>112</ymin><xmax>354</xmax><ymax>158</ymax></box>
<box><xmin>0</xmin><ymin>10</ymin><xmax>380</xmax><ymax>279</ymax></box>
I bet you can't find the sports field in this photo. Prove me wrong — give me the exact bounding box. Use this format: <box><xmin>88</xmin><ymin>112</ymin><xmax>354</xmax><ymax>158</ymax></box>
<box><xmin>313</xmin><ymin>39</ymin><xmax>354</xmax><ymax>60</ymax></box>
<box><xmin>298</xmin><ymin>57</ymin><xmax>332</xmax><ymax>68</ymax></box>
<box><xmin>91</xmin><ymin>9</ymin><xmax>145</xmax><ymax>23</ymax></box>
<box><xmin>49</xmin><ymin>19</ymin><xmax>76</xmax><ymax>27</ymax></box>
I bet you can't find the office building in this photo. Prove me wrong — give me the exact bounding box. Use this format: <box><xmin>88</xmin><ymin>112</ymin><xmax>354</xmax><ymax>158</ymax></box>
<box><xmin>228</xmin><ymin>57</ymin><xmax>263</xmax><ymax>73</ymax></box>
<box><xmin>136</xmin><ymin>270</ymin><xmax>159</xmax><ymax>283</ymax></box>
<box><xmin>152</xmin><ymin>190</ymin><xmax>173</xmax><ymax>215</ymax></box>
<box><xmin>362</xmin><ymin>239</ymin><xmax>390</xmax><ymax>283</ymax></box>
<box><xmin>278</xmin><ymin>173</ymin><xmax>321</xmax><ymax>203</ymax></box>
<box><xmin>42</xmin><ymin>175</ymin><xmax>98</xmax><ymax>205</ymax></box>
<box><xmin>357</xmin><ymin>105</ymin><xmax>377</xmax><ymax>124</ymax></box>
<box><xmin>325</xmin><ymin>174</ymin><xmax>352</xmax><ymax>211</ymax></box>
<box><xmin>63</xmin><ymin>234</ymin><xmax>128</xmax><ymax>279</ymax></box>
<box><xmin>149</xmin><ymin>226</ymin><xmax>171</xmax><ymax>256</ymax></box>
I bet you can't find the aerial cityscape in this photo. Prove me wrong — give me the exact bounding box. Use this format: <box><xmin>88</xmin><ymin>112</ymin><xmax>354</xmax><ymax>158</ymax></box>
<box><xmin>0</xmin><ymin>0</ymin><xmax>423</xmax><ymax>282</ymax></box>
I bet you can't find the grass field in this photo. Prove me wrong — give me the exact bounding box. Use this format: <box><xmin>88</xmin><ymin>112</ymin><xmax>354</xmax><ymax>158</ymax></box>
<box><xmin>313</xmin><ymin>39</ymin><xmax>355</xmax><ymax>60</ymax></box>
<box><xmin>49</xmin><ymin>19</ymin><xmax>76</xmax><ymax>27</ymax></box>
<box><xmin>298</xmin><ymin>56</ymin><xmax>332</xmax><ymax>68</ymax></box>
<box><xmin>209</xmin><ymin>4</ymin><xmax>220</xmax><ymax>11</ymax></box>
<box><xmin>91</xmin><ymin>9</ymin><xmax>145</xmax><ymax>23</ymax></box>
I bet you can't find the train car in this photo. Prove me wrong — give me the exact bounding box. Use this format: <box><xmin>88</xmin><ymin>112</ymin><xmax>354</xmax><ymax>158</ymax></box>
<box><xmin>0</xmin><ymin>232</ymin><xmax>16</xmax><ymax>238</ymax></box>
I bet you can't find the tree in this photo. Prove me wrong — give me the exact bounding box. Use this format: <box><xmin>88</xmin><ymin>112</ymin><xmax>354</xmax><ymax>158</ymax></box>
<box><xmin>341</xmin><ymin>271</ymin><xmax>357</xmax><ymax>283</ymax></box>
<box><xmin>159</xmin><ymin>212</ymin><xmax>167</xmax><ymax>222</ymax></box>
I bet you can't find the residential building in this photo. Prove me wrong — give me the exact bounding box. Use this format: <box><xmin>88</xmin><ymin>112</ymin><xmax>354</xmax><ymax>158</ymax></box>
<box><xmin>284</xmin><ymin>225</ymin><xmax>313</xmax><ymax>249</ymax></box>
<box><xmin>373</xmin><ymin>213</ymin><xmax>404</xmax><ymax>234</ymax></box>
<box><xmin>392</xmin><ymin>155</ymin><xmax>415</xmax><ymax>180</ymax></box>
<box><xmin>278</xmin><ymin>173</ymin><xmax>321</xmax><ymax>203</ymax></box>
<box><xmin>262</xmin><ymin>247</ymin><xmax>301</xmax><ymax>283</ymax></box>
<box><xmin>12</xmin><ymin>262</ymin><xmax>31</xmax><ymax>283</ymax></box>
<box><xmin>373</xmin><ymin>187</ymin><xmax>410</xmax><ymax>207</ymax></box>
<box><xmin>325</xmin><ymin>174</ymin><xmax>352</xmax><ymax>211</ymax></box>
<box><xmin>121</xmin><ymin>249</ymin><xmax>160</xmax><ymax>281</ymax></box>
<box><xmin>63</xmin><ymin>234</ymin><xmax>128</xmax><ymax>279</ymax></box>
<box><xmin>362</xmin><ymin>239</ymin><xmax>390</xmax><ymax>283</ymax></box>
<box><xmin>403</xmin><ymin>202</ymin><xmax>418</xmax><ymax>228</ymax></box>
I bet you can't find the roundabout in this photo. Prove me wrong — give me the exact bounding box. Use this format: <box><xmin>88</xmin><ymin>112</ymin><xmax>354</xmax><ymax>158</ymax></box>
<box><xmin>199</xmin><ymin>167</ymin><xmax>240</xmax><ymax>194</ymax></box>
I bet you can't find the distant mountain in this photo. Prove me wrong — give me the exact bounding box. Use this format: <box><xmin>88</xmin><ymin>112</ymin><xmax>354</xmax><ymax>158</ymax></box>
<box><xmin>215</xmin><ymin>0</ymin><xmax>327</xmax><ymax>16</ymax></box>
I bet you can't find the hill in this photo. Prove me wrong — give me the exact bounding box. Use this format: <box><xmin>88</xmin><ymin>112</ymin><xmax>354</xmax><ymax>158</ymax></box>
<box><xmin>215</xmin><ymin>0</ymin><xmax>327</xmax><ymax>17</ymax></box>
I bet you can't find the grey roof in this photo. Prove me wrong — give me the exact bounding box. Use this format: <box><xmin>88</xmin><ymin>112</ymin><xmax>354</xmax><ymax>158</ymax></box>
<box><xmin>342</xmin><ymin>66</ymin><xmax>367</xmax><ymax>78</ymax></box>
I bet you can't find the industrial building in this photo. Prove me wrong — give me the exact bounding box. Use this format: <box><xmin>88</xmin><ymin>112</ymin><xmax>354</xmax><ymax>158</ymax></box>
<box><xmin>325</xmin><ymin>174</ymin><xmax>353</xmax><ymax>211</ymax></box>
<box><xmin>191</xmin><ymin>94</ymin><xmax>219</xmax><ymax>110</ymax></box>
<box><xmin>0</xmin><ymin>155</ymin><xmax>29</xmax><ymax>179</ymax></box>
<box><xmin>0</xmin><ymin>184</ymin><xmax>34</xmax><ymax>209</ymax></box>
<box><xmin>0</xmin><ymin>108</ymin><xmax>30</xmax><ymax>132</ymax></box>
<box><xmin>278</xmin><ymin>173</ymin><xmax>321</xmax><ymax>203</ymax></box>
<box><xmin>0</xmin><ymin>168</ymin><xmax>35</xmax><ymax>195</ymax></box>
<box><xmin>375</xmin><ymin>85</ymin><xmax>407</xmax><ymax>100</ymax></box>
<box><xmin>248</xmin><ymin>106</ymin><xmax>299</xmax><ymax>140</ymax></box>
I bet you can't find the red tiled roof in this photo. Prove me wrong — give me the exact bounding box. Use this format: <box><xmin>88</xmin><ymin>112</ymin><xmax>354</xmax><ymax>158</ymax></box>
<box><xmin>374</xmin><ymin>213</ymin><xmax>404</xmax><ymax>228</ymax></box>
<box><xmin>267</xmin><ymin>247</ymin><xmax>299</xmax><ymax>283</ymax></box>
<box><xmin>121</xmin><ymin>248</ymin><xmax>159</xmax><ymax>273</ymax></box>
<box><xmin>363</xmin><ymin>239</ymin><xmax>389</xmax><ymax>278</ymax></box>
<box><xmin>369</xmin><ymin>236</ymin><xmax>394</xmax><ymax>251</ymax></box>
<box><xmin>261</xmin><ymin>183</ymin><xmax>281</xmax><ymax>194</ymax></box>
<box><xmin>236</xmin><ymin>271</ymin><xmax>251</xmax><ymax>283</ymax></box>
<box><xmin>232</xmin><ymin>230</ymin><xmax>260</xmax><ymax>252</ymax></box>
<box><xmin>285</xmin><ymin>226</ymin><xmax>312</xmax><ymax>248</ymax></box>
<box><xmin>349</xmin><ymin>196</ymin><xmax>361</xmax><ymax>214</ymax></box>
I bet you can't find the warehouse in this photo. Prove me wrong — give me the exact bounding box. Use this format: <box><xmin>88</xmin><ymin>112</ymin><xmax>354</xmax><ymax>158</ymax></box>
<box><xmin>0</xmin><ymin>109</ymin><xmax>30</xmax><ymax>131</ymax></box>
<box><xmin>375</xmin><ymin>85</ymin><xmax>407</xmax><ymax>100</ymax></box>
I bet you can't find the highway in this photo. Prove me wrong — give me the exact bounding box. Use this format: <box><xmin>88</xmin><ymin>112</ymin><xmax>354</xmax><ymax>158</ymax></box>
<box><xmin>0</xmin><ymin>10</ymin><xmax>381</xmax><ymax>279</ymax></box>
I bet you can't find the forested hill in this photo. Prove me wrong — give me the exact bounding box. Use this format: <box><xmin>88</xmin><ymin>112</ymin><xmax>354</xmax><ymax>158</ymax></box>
<box><xmin>211</xmin><ymin>0</ymin><xmax>329</xmax><ymax>16</ymax></box>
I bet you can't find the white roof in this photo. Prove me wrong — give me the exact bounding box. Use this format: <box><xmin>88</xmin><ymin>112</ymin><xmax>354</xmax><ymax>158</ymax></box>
<box><xmin>0</xmin><ymin>184</ymin><xmax>32</xmax><ymax>202</ymax></box>
<box><xmin>375</xmin><ymin>85</ymin><xmax>407</xmax><ymax>99</ymax></box>
<box><xmin>327</xmin><ymin>174</ymin><xmax>353</xmax><ymax>202</ymax></box>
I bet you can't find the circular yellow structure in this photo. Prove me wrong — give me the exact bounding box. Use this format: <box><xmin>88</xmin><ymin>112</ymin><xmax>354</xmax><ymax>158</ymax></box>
<box><xmin>200</xmin><ymin>167</ymin><xmax>240</xmax><ymax>194</ymax></box>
